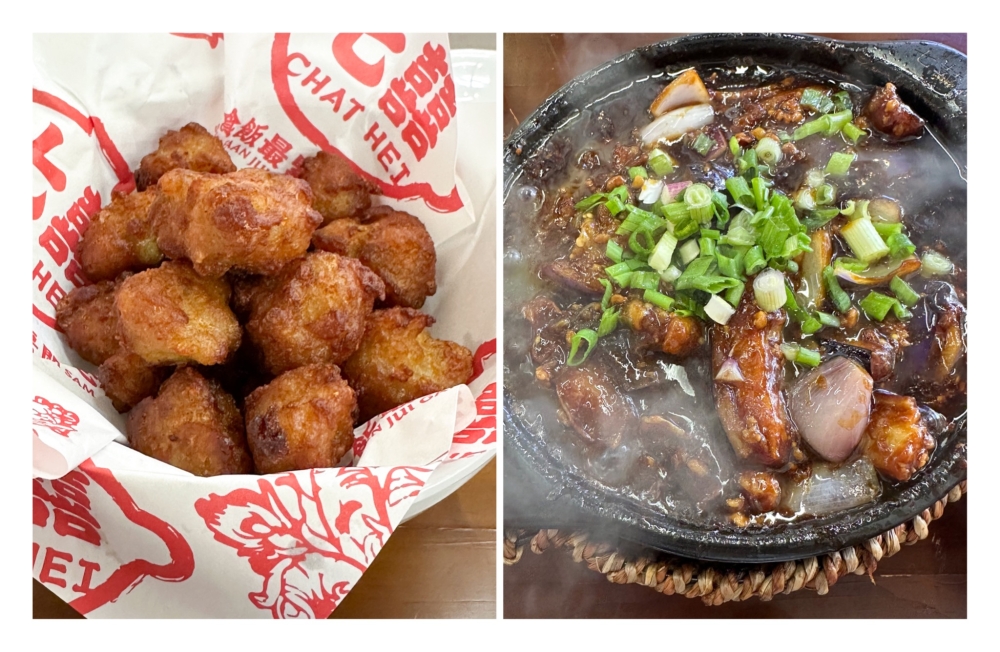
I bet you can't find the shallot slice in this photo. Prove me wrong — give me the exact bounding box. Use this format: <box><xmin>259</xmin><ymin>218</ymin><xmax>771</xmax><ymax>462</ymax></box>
<box><xmin>640</xmin><ymin>104</ymin><xmax>715</xmax><ymax>146</ymax></box>
<box><xmin>650</xmin><ymin>69</ymin><xmax>711</xmax><ymax>117</ymax></box>
<box><xmin>715</xmin><ymin>358</ymin><xmax>744</xmax><ymax>383</ymax></box>
<box><xmin>788</xmin><ymin>356</ymin><xmax>874</xmax><ymax>463</ymax></box>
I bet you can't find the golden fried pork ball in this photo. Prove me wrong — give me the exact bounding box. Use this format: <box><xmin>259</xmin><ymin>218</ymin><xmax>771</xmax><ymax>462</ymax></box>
<box><xmin>299</xmin><ymin>151</ymin><xmax>380</xmax><ymax>224</ymax></box>
<box><xmin>245</xmin><ymin>364</ymin><xmax>358</xmax><ymax>474</ymax></box>
<box><xmin>312</xmin><ymin>206</ymin><xmax>437</xmax><ymax>308</ymax></box>
<box><xmin>135</xmin><ymin>122</ymin><xmax>236</xmax><ymax>191</ymax></box>
<box><xmin>342</xmin><ymin>308</ymin><xmax>473</xmax><ymax>423</ymax></box>
<box><xmin>127</xmin><ymin>366</ymin><xmax>253</xmax><ymax>476</ymax></box>
<box><xmin>98</xmin><ymin>350</ymin><xmax>169</xmax><ymax>412</ymax></box>
<box><xmin>861</xmin><ymin>391</ymin><xmax>935</xmax><ymax>482</ymax></box>
<box><xmin>56</xmin><ymin>278</ymin><xmax>123</xmax><ymax>366</ymax></box>
<box><xmin>151</xmin><ymin>168</ymin><xmax>322</xmax><ymax>277</ymax></box>
<box><xmin>244</xmin><ymin>251</ymin><xmax>385</xmax><ymax>375</ymax></box>
<box><xmin>78</xmin><ymin>189</ymin><xmax>162</xmax><ymax>282</ymax></box>
<box><xmin>115</xmin><ymin>261</ymin><xmax>241</xmax><ymax>366</ymax></box>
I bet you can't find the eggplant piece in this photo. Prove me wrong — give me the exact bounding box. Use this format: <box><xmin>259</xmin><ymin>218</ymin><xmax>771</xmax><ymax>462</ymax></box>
<box><xmin>929</xmin><ymin>297</ymin><xmax>966</xmax><ymax>382</ymax></box>
<box><xmin>711</xmin><ymin>291</ymin><xmax>798</xmax><ymax>468</ymax></box>
<box><xmin>521</xmin><ymin>296</ymin><xmax>568</xmax><ymax>366</ymax></box>
<box><xmin>623</xmin><ymin>299</ymin><xmax>704</xmax><ymax>357</ymax></box>
<box><xmin>554</xmin><ymin>365</ymin><xmax>636</xmax><ymax>450</ymax></box>
<box><xmin>860</xmin><ymin>391</ymin><xmax>934</xmax><ymax>482</ymax></box>
<box><xmin>864</xmin><ymin>83</ymin><xmax>925</xmax><ymax>139</ymax></box>
<box><xmin>540</xmin><ymin>209</ymin><xmax>622</xmax><ymax>296</ymax></box>
<box><xmin>799</xmin><ymin>227</ymin><xmax>831</xmax><ymax>311</ymax></box>
<box><xmin>650</xmin><ymin>69</ymin><xmax>711</xmax><ymax>117</ymax></box>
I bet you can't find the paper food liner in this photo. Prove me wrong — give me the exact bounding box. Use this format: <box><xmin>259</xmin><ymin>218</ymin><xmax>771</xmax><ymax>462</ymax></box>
<box><xmin>32</xmin><ymin>33</ymin><xmax>496</xmax><ymax>618</ymax></box>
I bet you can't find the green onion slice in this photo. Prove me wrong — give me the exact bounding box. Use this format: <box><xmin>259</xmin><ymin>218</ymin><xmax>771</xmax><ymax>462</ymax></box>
<box><xmin>859</xmin><ymin>291</ymin><xmax>897</xmax><ymax>321</ymax></box>
<box><xmin>822</xmin><ymin>265</ymin><xmax>852</xmax><ymax>314</ymax></box>
<box><xmin>566</xmin><ymin>329</ymin><xmax>598</xmax><ymax>366</ymax></box>
<box><xmin>643</xmin><ymin>289</ymin><xmax>675</xmax><ymax>311</ymax></box>
<box><xmin>598</xmin><ymin>308</ymin><xmax>620</xmax><ymax>337</ymax></box>
<box><xmin>825</xmin><ymin>151</ymin><xmax>856</xmax><ymax>176</ymax></box>
<box><xmin>890</xmin><ymin>275</ymin><xmax>920</xmax><ymax>307</ymax></box>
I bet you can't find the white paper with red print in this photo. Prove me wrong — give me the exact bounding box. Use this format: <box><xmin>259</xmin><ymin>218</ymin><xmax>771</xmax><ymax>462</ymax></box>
<box><xmin>32</xmin><ymin>34</ymin><xmax>496</xmax><ymax>618</ymax></box>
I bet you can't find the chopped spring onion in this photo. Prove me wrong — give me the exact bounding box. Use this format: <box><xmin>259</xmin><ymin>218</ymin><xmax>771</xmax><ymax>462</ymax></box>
<box><xmin>805</xmin><ymin>168</ymin><xmax>827</xmax><ymax>188</ymax></box>
<box><xmin>892</xmin><ymin>301</ymin><xmax>912</xmax><ymax>320</ymax></box>
<box><xmin>705</xmin><ymin>293</ymin><xmax>737</xmax><ymax>324</ymax></box>
<box><xmin>796</xmin><ymin>346</ymin><xmax>822</xmax><ymax>366</ymax></box>
<box><xmin>726</xmin><ymin>176</ymin><xmax>754</xmax><ymax>208</ymax></box>
<box><xmin>753</xmin><ymin>268</ymin><xmax>787</xmax><ymax>312</ymax></box>
<box><xmin>725</xmin><ymin>280</ymin><xmax>745</xmax><ymax>307</ymax></box>
<box><xmin>616</xmin><ymin>207</ymin><xmax>663</xmax><ymax>234</ymax></box>
<box><xmin>886</xmin><ymin>232</ymin><xmax>916</xmax><ymax>260</ymax></box>
<box><xmin>712</xmin><ymin>191</ymin><xmax>731</xmax><ymax>225</ymax></box>
<box><xmin>840</xmin><ymin>200</ymin><xmax>857</xmax><ymax>217</ymax></box>
<box><xmin>605</xmin><ymin>195</ymin><xmax>627</xmax><ymax>215</ymax></box>
<box><xmin>648</xmin><ymin>231</ymin><xmax>679</xmax><ymax>272</ymax></box>
<box><xmin>720</xmin><ymin>224</ymin><xmax>757</xmax><ymax>247</ymax></box>
<box><xmin>751</xmin><ymin>176</ymin><xmax>771</xmax><ymax>211</ymax></box>
<box><xmin>648</xmin><ymin>149</ymin><xmax>674</xmax><ymax>176</ymax></box>
<box><xmin>759</xmin><ymin>219</ymin><xmax>791</xmax><ymax>258</ymax></box>
<box><xmin>920</xmin><ymin>250</ymin><xmax>954</xmax><ymax>277</ymax></box>
<box><xmin>785</xmin><ymin>259</ymin><xmax>800</xmax><ymax>274</ymax></box>
<box><xmin>744</xmin><ymin>245</ymin><xmax>767</xmax><ymax>275</ymax></box>
<box><xmin>659</xmin><ymin>265</ymin><xmax>683</xmax><ymax>284</ymax></box>
<box><xmin>785</xmin><ymin>285</ymin><xmax>812</xmax><ymax>323</ymax></box>
<box><xmin>598</xmin><ymin>308</ymin><xmax>620</xmax><ymax>337</ymax></box>
<box><xmin>842</xmin><ymin>122</ymin><xmax>866</xmax><ymax>144</ymax></box>
<box><xmin>823</xmin><ymin>110</ymin><xmax>854</xmax><ymax>136</ymax></box>
<box><xmin>643</xmin><ymin>289</ymin><xmax>675</xmax><ymax>311</ymax></box>
<box><xmin>716</xmin><ymin>251</ymin><xmax>742</xmax><ymax>278</ymax></box>
<box><xmin>662</xmin><ymin>201</ymin><xmax>691</xmax><ymax>224</ymax></box>
<box><xmin>684</xmin><ymin>183</ymin><xmax>715</xmax><ymax>223</ymax></box>
<box><xmin>873</xmin><ymin>222</ymin><xmax>903</xmax><ymax>239</ymax></box>
<box><xmin>605</xmin><ymin>262</ymin><xmax>633</xmax><ymax>287</ymax></box>
<box><xmin>575</xmin><ymin>193</ymin><xmax>606</xmax><ymax>212</ymax></box>
<box><xmin>729</xmin><ymin>135</ymin><xmax>741</xmax><ymax>158</ymax></box>
<box><xmin>841</xmin><ymin>217</ymin><xmax>890</xmax><ymax>263</ymax></box>
<box><xmin>606</xmin><ymin>240</ymin><xmax>624</xmax><ymax>264</ymax></box>
<box><xmin>782</xmin><ymin>232</ymin><xmax>813</xmax><ymax>259</ymax></box>
<box><xmin>890</xmin><ymin>275</ymin><xmax>920</xmax><ymax>307</ymax></box>
<box><xmin>699</xmin><ymin>236</ymin><xmax>717</xmax><ymax>257</ymax></box>
<box><xmin>815</xmin><ymin>183</ymin><xmax>837</xmax><ymax>206</ymax></box>
<box><xmin>822</xmin><ymin>265</ymin><xmax>852</xmax><ymax>314</ymax></box>
<box><xmin>802</xmin><ymin>208</ymin><xmax>841</xmax><ymax>231</ymax></box>
<box><xmin>794</xmin><ymin>187</ymin><xmax>817</xmax><ymax>212</ymax></box>
<box><xmin>679</xmin><ymin>239</ymin><xmax>701</xmax><ymax>265</ymax></box>
<box><xmin>816</xmin><ymin>312</ymin><xmax>841</xmax><ymax>329</ymax></box>
<box><xmin>825</xmin><ymin>151</ymin><xmax>856</xmax><ymax>176</ymax></box>
<box><xmin>834</xmin><ymin>257</ymin><xmax>869</xmax><ymax>272</ymax></box>
<box><xmin>832</xmin><ymin>90</ymin><xmax>853</xmax><ymax>112</ymax></box>
<box><xmin>566</xmin><ymin>329</ymin><xmax>598</xmax><ymax>366</ymax></box>
<box><xmin>858</xmin><ymin>291</ymin><xmax>898</xmax><ymax>321</ymax></box>
<box><xmin>629</xmin><ymin>227</ymin><xmax>656</xmax><ymax>256</ymax></box>
<box><xmin>755</xmin><ymin>136</ymin><xmax>783</xmax><ymax>166</ymax></box>
<box><xmin>701</xmin><ymin>228</ymin><xmax>721</xmax><ymax>240</ymax></box>
<box><xmin>628</xmin><ymin>166</ymin><xmax>648</xmax><ymax>181</ymax></box>
<box><xmin>801</xmin><ymin>317</ymin><xmax>823</xmax><ymax>334</ymax></box>
<box><xmin>801</xmin><ymin>88</ymin><xmax>835</xmax><ymax>114</ymax></box>
<box><xmin>630</xmin><ymin>271</ymin><xmax>661</xmax><ymax>291</ymax></box>
<box><xmin>599</xmin><ymin>278</ymin><xmax>613</xmax><ymax>311</ymax></box>
<box><xmin>674</xmin><ymin>217</ymin><xmax>700</xmax><ymax>240</ymax></box>
<box><xmin>692</xmin><ymin>132</ymin><xmax>714</xmax><ymax>156</ymax></box>
<box><xmin>792</xmin><ymin>110</ymin><xmax>853</xmax><ymax>141</ymax></box>
<box><xmin>779</xmin><ymin>342</ymin><xmax>822</xmax><ymax>367</ymax></box>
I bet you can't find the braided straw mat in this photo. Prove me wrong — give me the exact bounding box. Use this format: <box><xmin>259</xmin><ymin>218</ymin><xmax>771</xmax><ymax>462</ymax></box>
<box><xmin>503</xmin><ymin>481</ymin><xmax>966</xmax><ymax>605</ymax></box>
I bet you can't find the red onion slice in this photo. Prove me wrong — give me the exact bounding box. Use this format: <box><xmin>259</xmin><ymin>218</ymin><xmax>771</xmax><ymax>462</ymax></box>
<box><xmin>714</xmin><ymin>357</ymin><xmax>745</xmax><ymax>383</ymax></box>
<box><xmin>788</xmin><ymin>356</ymin><xmax>874</xmax><ymax>463</ymax></box>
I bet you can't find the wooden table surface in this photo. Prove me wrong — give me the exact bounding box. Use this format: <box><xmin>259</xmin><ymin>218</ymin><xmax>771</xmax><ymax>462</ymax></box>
<box><xmin>34</xmin><ymin>458</ymin><xmax>496</xmax><ymax>619</ymax></box>
<box><xmin>502</xmin><ymin>32</ymin><xmax>967</xmax><ymax>619</ymax></box>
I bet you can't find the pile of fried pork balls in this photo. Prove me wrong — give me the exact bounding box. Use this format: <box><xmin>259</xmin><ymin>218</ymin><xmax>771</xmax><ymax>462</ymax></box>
<box><xmin>56</xmin><ymin>123</ymin><xmax>474</xmax><ymax>476</ymax></box>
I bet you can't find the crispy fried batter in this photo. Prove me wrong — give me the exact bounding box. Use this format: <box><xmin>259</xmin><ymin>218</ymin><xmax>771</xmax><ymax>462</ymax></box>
<box><xmin>245</xmin><ymin>363</ymin><xmax>357</xmax><ymax>474</ymax></box>
<box><xmin>98</xmin><ymin>350</ymin><xmax>169</xmax><ymax>412</ymax></box>
<box><xmin>312</xmin><ymin>206</ymin><xmax>437</xmax><ymax>308</ymax></box>
<box><xmin>151</xmin><ymin>168</ymin><xmax>322</xmax><ymax>277</ymax></box>
<box><xmin>78</xmin><ymin>189</ymin><xmax>163</xmax><ymax>281</ymax></box>
<box><xmin>135</xmin><ymin>122</ymin><xmax>236</xmax><ymax>191</ymax></box>
<box><xmin>342</xmin><ymin>307</ymin><xmax>473</xmax><ymax>423</ymax></box>
<box><xmin>115</xmin><ymin>261</ymin><xmax>241</xmax><ymax>366</ymax></box>
<box><xmin>244</xmin><ymin>252</ymin><xmax>385</xmax><ymax>374</ymax></box>
<box><xmin>56</xmin><ymin>278</ymin><xmax>123</xmax><ymax>366</ymax></box>
<box><xmin>300</xmin><ymin>151</ymin><xmax>381</xmax><ymax>224</ymax></box>
<box><xmin>861</xmin><ymin>391</ymin><xmax>934</xmax><ymax>482</ymax></box>
<box><xmin>127</xmin><ymin>367</ymin><xmax>253</xmax><ymax>476</ymax></box>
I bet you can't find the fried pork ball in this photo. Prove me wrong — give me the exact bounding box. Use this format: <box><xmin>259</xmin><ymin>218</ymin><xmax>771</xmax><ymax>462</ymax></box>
<box><xmin>312</xmin><ymin>206</ymin><xmax>437</xmax><ymax>308</ymax></box>
<box><xmin>861</xmin><ymin>391</ymin><xmax>935</xmax><ymax>482</ymax></box>
<box><xmin>151</xmin><ymin>168</ymin><xmax>322</xmax><ymax>277</ymax></box>
<box><xmin>135</xmin><ymin>122</ymin><xmax>236</xmax><ymax>191</ymax></box>
<box><xmin>55</xmin><ymin>278</ymin><xmax>123</xmax><ymax>366</ymax></box>
<box><xmin>245</xmin><ymin>364</ymin><xmax>357</xmax><ymax>474</ymax></box>
<box><xmin>115</xmin><ymin>261</ymin><xmax>241</xmax><ymax>366</ymax></box>
<box><xmin>98</xmin><ymin>350</ymin><xmax>169</xmax><ymax>412</ymax></box>
<box><xmin>342</xmin><ymin>308</ymin><xmax>473</xmax><ymax>423</ymax></box>
<box><xmin>127</xmin><ymin>366</ymin><xmax>253</xmax><ymax>476</ymax></box>
<box><xmin>299</xmin><ymin>151</ymin><xmax>380</xmax><ymax>224</ymax></box>
<box><xmin>244</xmin><ymin>251</ymin><xmax>385</xmax><ymax>375</ymax></box>
<box><xmin>78</xmin><ymin>189</ymin><xmax>163</xmax><ymax>281</ymax></box>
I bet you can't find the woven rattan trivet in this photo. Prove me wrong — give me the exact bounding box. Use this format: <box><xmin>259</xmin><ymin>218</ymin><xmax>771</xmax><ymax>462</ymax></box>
<box><xmin>503</xmin><ymin>481</ymin><xmax>965</xmax><ymax>605</ymax></box>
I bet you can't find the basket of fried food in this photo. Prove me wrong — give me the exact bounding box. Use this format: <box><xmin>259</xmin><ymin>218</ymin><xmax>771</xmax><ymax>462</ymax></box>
<box><xmin>57</xmin><ymin>122</ymin><xmax>474</xmax><ymax>476</ymax></box>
